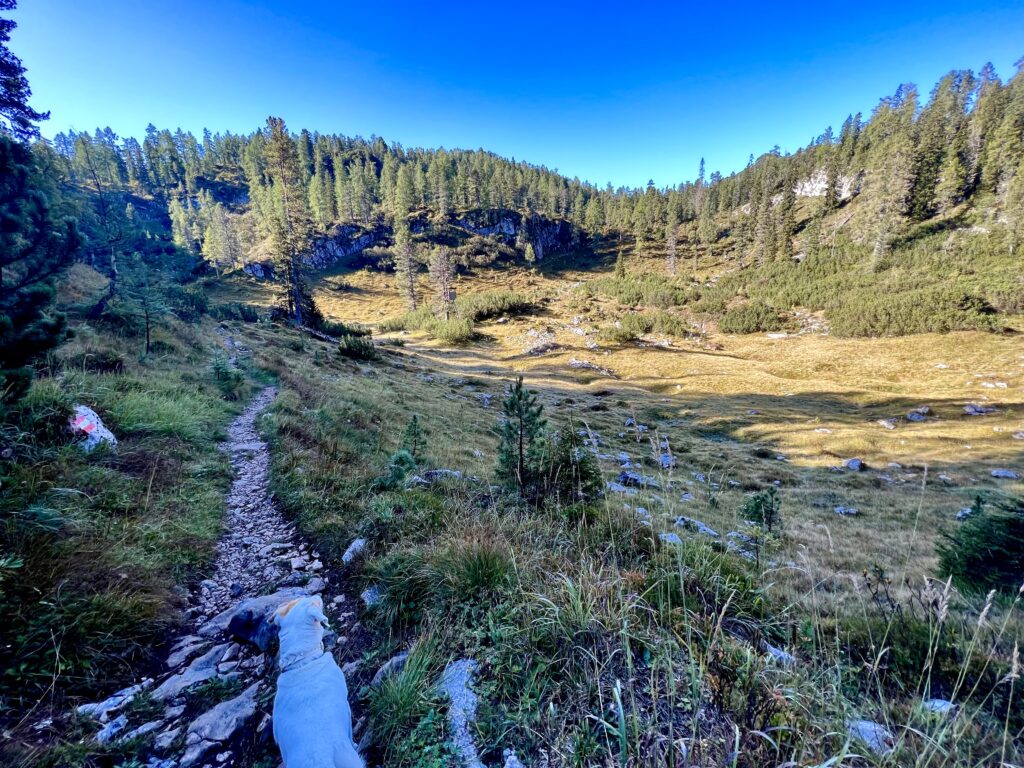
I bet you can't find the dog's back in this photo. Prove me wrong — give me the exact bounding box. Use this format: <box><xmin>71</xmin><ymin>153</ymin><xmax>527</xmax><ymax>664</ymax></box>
<box><xmin>274</xmin><ymin>653</ymin><xmax>365</xmax><ymax>768</ymax></box>
<box><xmin>272</xmin><ymin>597</ymin><xmax>365</xmax><ymax>768</ymax></box>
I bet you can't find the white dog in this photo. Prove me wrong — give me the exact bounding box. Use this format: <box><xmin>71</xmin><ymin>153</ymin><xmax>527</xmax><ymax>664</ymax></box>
<box><xmin>271</xmin><ymin>596</ymin><xmax>365</xmax><ymax>768</ymax></box>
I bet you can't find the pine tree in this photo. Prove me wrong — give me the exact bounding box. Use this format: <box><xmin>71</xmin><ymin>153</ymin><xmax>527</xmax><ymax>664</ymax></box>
<box><xmin>775</xmin><ymin>172</ymin><xmax>796</xmax><ymax>260</ymax></box>
<box><xmin>524</xmin><ymin>242</ymin><xmax>537</xmax><ymax>264</ymax></box>
<box><xmin>665</xmin><ymin>205</ymin><xmax>678</xmax><ymax>275</ymax></box>
<box><xmin>0</xmin><ymin>1</ymin><xmax>48</xmax><ymax>140</ymax></box>
<box><xmin>614</xmin><ymin>245</ymin><xmax>627</xmax><ymax>279</ymax></box>
<box><xmin>1006</xmin><ymin>159</ymin><xmax>1024</xmax><ymax>257</ymax></box>
<box><xmin>401</xmin><ymin>414</ymin><xmax>426</xmax><ymax>462</ymax></box>
<box><xmin>1</xmin><ymin>135</ymin><xmax>80</xmax><ymax>413</ymax></box>
<box><xmin>496</xmin><ymin>376</ymin><xmax>546</xmax><ymax>496</ymax></box>
<box><xmin>263</xmin><ymin>116</ymin><xmax>315</xmax><ymax>325</ymax></box>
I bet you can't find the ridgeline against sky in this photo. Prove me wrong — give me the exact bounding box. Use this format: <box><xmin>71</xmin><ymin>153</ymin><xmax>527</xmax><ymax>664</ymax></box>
<box><xmin>12</xmin><ymin>0</ymin><xmax>1024</xmax><ymax>187</ymax></box>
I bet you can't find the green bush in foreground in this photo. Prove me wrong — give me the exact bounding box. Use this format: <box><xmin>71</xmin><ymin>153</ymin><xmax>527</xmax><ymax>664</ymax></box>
<box><xmin>937</xmin><ymin>495</ymin><xmax>1024</xmax><ymax>595</ymax></box>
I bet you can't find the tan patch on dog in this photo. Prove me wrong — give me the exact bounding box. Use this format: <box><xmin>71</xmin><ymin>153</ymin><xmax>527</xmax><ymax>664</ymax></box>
<box><xmin>275</xmin><ymin>598</ymin><xmax>302</xmax><ymax>618</ymax></box>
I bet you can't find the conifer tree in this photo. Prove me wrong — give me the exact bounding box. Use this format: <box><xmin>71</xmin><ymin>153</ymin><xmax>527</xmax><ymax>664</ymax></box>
<box><xmin>0</xmin><ymin>1</ymin><xmax>48</xmax><ymax>140</ymax></box>
<box><xmin>665</xmin><ymin>206</ymin><xmax>678</xmax><ymax>275</ymax></box>
<box><xmin>496</xmin><ymin>376</ymin><xmax>546</xmax><ymax>497</ymax></box>
<box><xmin>1006</xmin><ymin>159</ymin><xmax>1024</xmax><ymax>257</ymax></box>
<box><xmin>263</xmin><ymin>116</ymin><xmax>315</xmax><ymax>325</ymax></box>
<box><xmin>1</xmin><ymin>135</ymin><xmax>80</xmax><ymax>413</ymax></box>
<box><xmin>775</xmin><ymin>172</ymin><xmax>796</xmax><ymax>260</ymax></box>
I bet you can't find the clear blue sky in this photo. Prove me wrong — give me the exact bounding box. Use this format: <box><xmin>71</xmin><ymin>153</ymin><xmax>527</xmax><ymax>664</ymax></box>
<box><xmin>12</xmin><ymin>1</ymin><xmax>1024</xmax><ymax>188</ymax></box>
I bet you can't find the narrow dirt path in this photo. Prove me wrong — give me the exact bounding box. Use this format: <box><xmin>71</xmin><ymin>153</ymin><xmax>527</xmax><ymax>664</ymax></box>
<box><xmin>191</xmin><ymin>385</ymin><xmax>307</xmax><ymax>623</ymax></box>
<box><xmin>74</xmin><ymin>384</ymin><xmax>357</xmax><ymax>768</ymax></box>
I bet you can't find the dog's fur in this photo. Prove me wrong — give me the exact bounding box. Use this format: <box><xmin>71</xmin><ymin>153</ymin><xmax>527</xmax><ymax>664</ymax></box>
<box><xmin>271</xmin><ymin>596</ymin><xmax>364</xmax><ymax>768</ymax></box>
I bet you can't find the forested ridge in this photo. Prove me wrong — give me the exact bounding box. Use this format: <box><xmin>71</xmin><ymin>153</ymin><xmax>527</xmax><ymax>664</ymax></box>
<box><xmin>39</xmin><ymin>58</ymin><xmax>1024</xmax><ymax>338</ymax></box>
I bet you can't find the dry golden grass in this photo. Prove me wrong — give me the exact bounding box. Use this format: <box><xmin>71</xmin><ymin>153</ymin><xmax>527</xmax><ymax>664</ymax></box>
<box><xmin>218</xmin><ymin>256</ymin><xmax>1023</xmax><ymax>613</ymax></box>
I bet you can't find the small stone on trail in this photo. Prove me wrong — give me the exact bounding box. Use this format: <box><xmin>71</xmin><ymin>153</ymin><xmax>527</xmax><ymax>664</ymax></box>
<box><xmin>844</xmin><ymin>458</ymin><xmax>865</xmax><ymax>471</ymax></box>
<box><xmin>991</xmin><ymin>468</ymin><xmax>1019</xmax><ymax>479</ymax></box>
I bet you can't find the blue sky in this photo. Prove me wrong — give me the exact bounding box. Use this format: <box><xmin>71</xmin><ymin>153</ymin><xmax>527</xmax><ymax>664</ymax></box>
<box><xmin>12</xmin><ymin>1</ymin><xmax>1024</xmax><ymax>188</ymax></box>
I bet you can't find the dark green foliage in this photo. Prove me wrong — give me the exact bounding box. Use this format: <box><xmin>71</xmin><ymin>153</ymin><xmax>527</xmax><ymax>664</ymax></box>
<box><xmin>210</xmin><ymin>302</ymin><xmax>261</xmax><ymax>322</ymax></box>
<box><xmin>937</xmin><ymin>496</ymin><xmax>1024</xmax><ymax>595</ymax></box>
<box><xmin>599</xmin><ymin>310</ymin><xmax>690</xmax><ymax>343</ymax></box>
<box><xmin>496</xmin><ymin>376</ymin><xmax>546</xmax><ymax>497</ymax></box>
<box><xmin>828</xmin><ymin>287</ymin><xmax>996</xmax><ymax>336</ymax></box>
<box><xmin>372</xmin><ymin>449</ymin><xmax>418</xmax><ymax>491</ymax></box>
<box><xmin>741</xmin><ymin>487</ymin><xmax>782</xmax><ymax>534</ymax></box>
<box><xmin>541</xmin><ymin>422</ymin><xmax>603</xmax><ymax>503</ymax></box>
<box><xmin>718</xmin><ymin>301</ymin><xmax>784</xmax><ymax>334</ymax></box>
<box><xmin>0</xmin><ymin>1</ymin><xmax>49</xmax><ymax>140</ymax></box>
<box><xmin>337</xmin><ymin>333</ymin><xmax>378</xmax><ymax>360</ymax></box>
<box><xmin>0</xmin><ymin>134</ymin><xmax>79</xmax><ymax>415</ymax></box>
<box><xmin>401</xmin><ymin>414</ymin><xmax>426</xmax><ymax>462</ymax></box>
<box><xmin>320</xmin><ymin>318</ymin><xmax>370</xmax><ymax>337</ymax></box>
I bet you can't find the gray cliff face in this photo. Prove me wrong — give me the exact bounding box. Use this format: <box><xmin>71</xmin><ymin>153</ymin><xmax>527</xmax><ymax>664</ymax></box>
<box><xmin>241</xmin><ymin>210</ymin><xmax>579</xmax><ymax>279</ymax></box>
<box><xmin>455</xmin><ymin>209</ymin><xmax>579</xmax><ymax>259</ymax></box>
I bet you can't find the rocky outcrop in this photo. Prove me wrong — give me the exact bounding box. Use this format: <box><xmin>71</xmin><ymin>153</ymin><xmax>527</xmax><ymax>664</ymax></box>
<box><xmin>244</xmin><ymin>224</ymin><xmax>386</xmax><ymax>279</ymax></box>
<box><xmin>454</xmin><ymin>209</ymin><xmax>579</xmax><ymax>259</ymax></box>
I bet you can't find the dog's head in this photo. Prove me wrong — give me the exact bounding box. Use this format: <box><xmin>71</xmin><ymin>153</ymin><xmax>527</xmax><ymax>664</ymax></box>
<box><xmin>271</xmin><ymin>595</ymin><xmax>329</xmax><ymax>661</ymax></box>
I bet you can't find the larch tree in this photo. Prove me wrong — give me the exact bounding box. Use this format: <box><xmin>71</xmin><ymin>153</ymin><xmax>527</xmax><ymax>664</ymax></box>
<box><xmin>428</xmin><ymin>245</ymin><xmax>455</xmax><ymax>319</ymax></box>
<box><xmin>263</xmin><ymin>116</ymin><xmax>315</xmax><ymax>326</ymax></box>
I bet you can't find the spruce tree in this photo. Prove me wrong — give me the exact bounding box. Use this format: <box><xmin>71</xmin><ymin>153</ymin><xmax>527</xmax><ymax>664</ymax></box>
<box><xmin>1</xmin><ymin>135</ymin><xmax>80</xmax><ymax>414</ymax></box>
<box><xmin>428</xmin><ymin>245</ymin><xmax>454</xmax><ymax>319</ymax></box>
<box><xmin>665</xmin><ymin>206</ymin><xmax>678</xmax><ymax>275</ymax></box>
<box><xmin>497</xmin><ymin>376</ymin><xmax>546</xmax><ymax>497</ymax></box>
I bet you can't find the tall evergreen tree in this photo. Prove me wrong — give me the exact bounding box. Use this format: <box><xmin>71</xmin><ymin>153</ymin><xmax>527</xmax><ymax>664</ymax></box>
<box><xmin>428</xmin><ymin>245</ymin><xmax>455</xmax><ymax>319</ymax></box>
<box><xmin>263</xmin><ymin>116</ymin><xmax>314</xmax><ymax>325</ymax></box>
<box><xmin>1</xmin><ymin>135</ymin><xmax>80</xmax><ymax>413</ymax></box>
<box><xmin>0</xmin><ymin>1</ymin><xmax>48</xmax><ymax>140</ymax></box>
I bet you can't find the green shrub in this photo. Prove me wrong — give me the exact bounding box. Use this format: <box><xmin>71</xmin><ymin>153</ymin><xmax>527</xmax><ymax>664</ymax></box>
<box><xmin>828</xmin><ymin>288</ymin><xmax>997</xmax><ymax>337</ymax></box>
<box><xmin>210</xmin><ymin>302</ymin><xmax>260</xmax><ymax>322</ymax></box>
<box><xmin>937</xmin><ymin>496</ymin><xmax>1024</xmax><ymax>595</ymax></box>
<box><xmin>424</xmin><ymin>316</ymin><xmax>474</xmax><ymax>344</ymax></box>
<box><xmin>321</xmin><ymin>319</ymin><xmax>370</xmax><ymax>337</ymax></box>
<box><xmin>718</xmin><ymin>301</ymin><xmax>785</xmax><ymax>334</ymax></box>
<box><xmin>456</xmin><ymin>290</ymin><xmax>533</xmax><ymax>320</ymax></box>
<box><xmin>741</xmin><ymin>487</ymin><xmax>782</xmax><ymax>534</ymax></box>
<box><xmin>541</xmin><ymin>423</ymin><xmax>604</xmax><ymax>503</ymax></box>
<box><xmin>337</xmin><ymin>334</ymin><xmax>378</xmax><ymax>360</ymax></box>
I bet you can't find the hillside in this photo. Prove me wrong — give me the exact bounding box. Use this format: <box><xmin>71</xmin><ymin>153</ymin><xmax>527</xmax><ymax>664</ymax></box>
<box><xmin>2</xmin><ymin>38</ymin><xmax>1024</xmax><ymax>768</ymax></box>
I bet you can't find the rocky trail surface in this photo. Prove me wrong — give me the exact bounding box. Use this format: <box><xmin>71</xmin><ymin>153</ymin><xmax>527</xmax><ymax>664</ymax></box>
<box><xmin>71</xmin><ymin>382</ymin><xmax>523</xmax><ymax>768</ymax></box>
<box><xmin>72</xmin><ymin>386</ymin><xmax>363</xmax><ymax>768</ymax></box>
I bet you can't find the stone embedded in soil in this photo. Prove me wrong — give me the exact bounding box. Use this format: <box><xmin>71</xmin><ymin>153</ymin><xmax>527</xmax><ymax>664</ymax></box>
<box><xmin>180</xmin><ymin>682</ymin><xmax>259</xmax><ymax>767</ymax></box>
<box><xmin>152</xmin><ymin>643</ymin><xmax>229</xmax><ymax>701</ymax></box>
<box><xmin>77</xmin><ymin>678</ymin><xmax>153</xmax><ymax>722</ymax></box>
<box><xmin>846</xmin><ymin>719</ymin><xmax>895</xmax><ymax>756</ymax></box>
<box><xmin>342</xmin><ymin>538</ymin><xmax>367</xmax><ymax>564</ymax></box>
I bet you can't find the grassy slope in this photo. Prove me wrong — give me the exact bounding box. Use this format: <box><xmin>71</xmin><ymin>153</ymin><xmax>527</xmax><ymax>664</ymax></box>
<box><xmin>210</xmin><ymin>254</ymin><xmax>1022</xmax><ymax>765</ymax></box>
<box><xmin>0</xmin><ymin>266</ymin><xmax>258</xmax><ymax>763</ymax></box>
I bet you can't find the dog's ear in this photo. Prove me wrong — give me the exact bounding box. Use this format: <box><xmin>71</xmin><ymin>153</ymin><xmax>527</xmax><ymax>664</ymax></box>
<box><xmin>310</xmin><ymin>605</ymin><xmax>329</xmax><ymax>626</ymax></box>
<box><xmin>273</xmin><ymin>598</ymin><xmax>302</xmax><ymax>626</ymax></box>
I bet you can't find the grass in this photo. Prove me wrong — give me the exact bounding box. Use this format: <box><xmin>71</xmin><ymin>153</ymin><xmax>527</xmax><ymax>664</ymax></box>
<box><xmin>0</xmin><ymin>310</ymin><xmax>250</xmax><ymax>752</ymax></box>
<box><xmin>220</xmin><ymin>247</ymin><xmax>1023</xmax><ymax>765</ymax></box>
